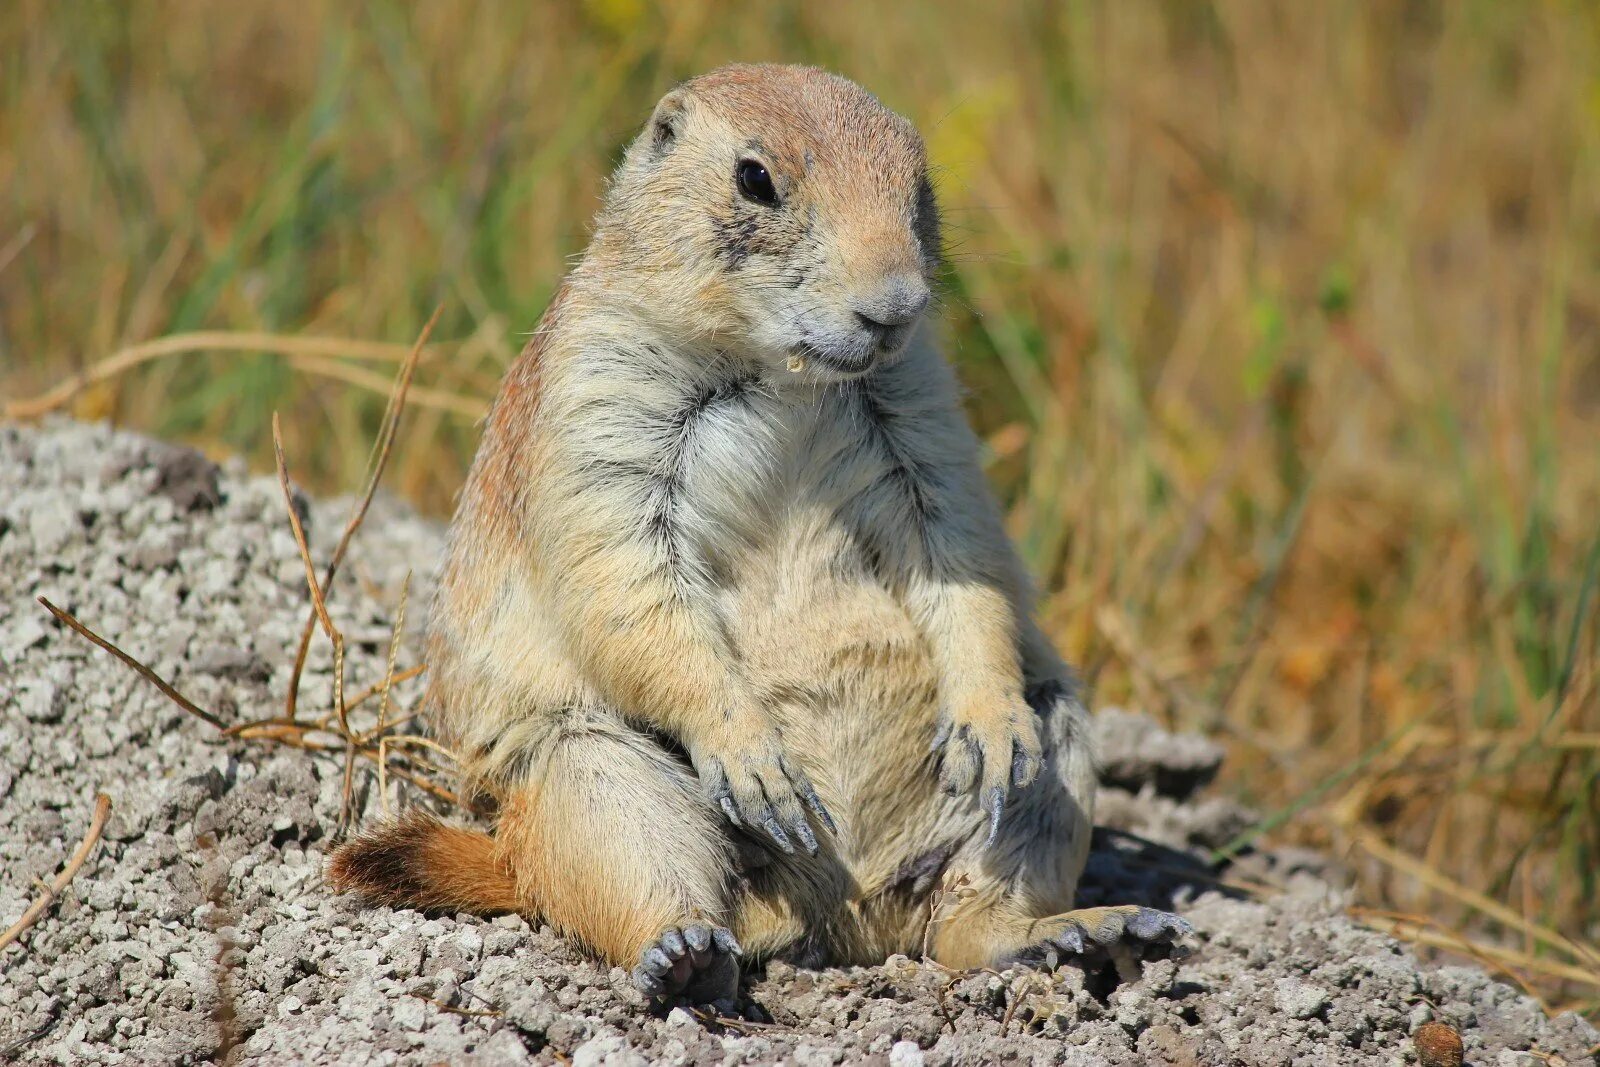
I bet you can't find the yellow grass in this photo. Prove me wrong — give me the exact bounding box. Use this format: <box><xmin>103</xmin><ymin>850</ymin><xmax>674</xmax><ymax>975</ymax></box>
<box><xmin>2</xmin><ymin>0</ymin><xmax>1597</xmax><ymax>1012</ymax></box>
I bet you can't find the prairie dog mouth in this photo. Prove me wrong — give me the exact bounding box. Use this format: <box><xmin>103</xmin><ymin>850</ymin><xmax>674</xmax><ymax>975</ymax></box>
<box><xmin>792</xmin><ymin>343</ymin><xmax>874</xmax><ymax>378</ymax></box>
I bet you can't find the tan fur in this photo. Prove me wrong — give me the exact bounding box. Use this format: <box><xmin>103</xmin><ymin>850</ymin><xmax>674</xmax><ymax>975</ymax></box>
<box><xmin>331</xmin><ymin>64</ymin><xmax>1141</xmax><ymax>992</ymax></box>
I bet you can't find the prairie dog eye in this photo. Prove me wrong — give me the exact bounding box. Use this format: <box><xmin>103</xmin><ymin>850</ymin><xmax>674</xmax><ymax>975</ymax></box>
<box><xmin>736</xmin><ymin>159</ymin><xmax>778</xmax><ymax>205</ymax></box>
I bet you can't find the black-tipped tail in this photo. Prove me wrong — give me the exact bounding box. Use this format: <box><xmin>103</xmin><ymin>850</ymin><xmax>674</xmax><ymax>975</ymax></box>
<box><xmin>329</xmin><ymin>811</ymin><xmax>522</xmax><ymax>915</ymax></box>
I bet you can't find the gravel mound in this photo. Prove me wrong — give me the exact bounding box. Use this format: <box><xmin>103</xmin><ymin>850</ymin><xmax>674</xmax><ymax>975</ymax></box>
<box><xmin>1</xmin><ymin>419</ymin><xmax>1595</xmax><ymax>1066</ymax></box>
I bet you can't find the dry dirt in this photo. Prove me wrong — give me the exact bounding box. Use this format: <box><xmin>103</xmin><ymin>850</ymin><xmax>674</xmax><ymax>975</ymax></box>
<box><xmin>1</xmin><ymin>418</ymin><xmax>1595</xmax><ymax>1066</ymax></box>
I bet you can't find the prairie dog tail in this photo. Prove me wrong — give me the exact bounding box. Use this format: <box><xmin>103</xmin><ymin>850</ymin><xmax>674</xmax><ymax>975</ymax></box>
<box><xmin>328</xmin><ymin>811</ymin><xmax>522</xmax><ymax>915</ymax></box>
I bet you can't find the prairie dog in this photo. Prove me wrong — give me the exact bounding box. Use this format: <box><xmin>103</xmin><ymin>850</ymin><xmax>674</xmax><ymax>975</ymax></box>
<box><xmin>332</xmin><ymin>64</ymin><xmax>1188</xmax><ymax>1001</ymax></box>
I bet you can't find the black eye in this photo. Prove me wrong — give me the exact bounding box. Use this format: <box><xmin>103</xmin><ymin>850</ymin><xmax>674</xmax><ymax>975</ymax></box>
<box><xmin>736</xmin><ymin>159</ymin><xmax>778</xmax><ymax>205</ymax></box>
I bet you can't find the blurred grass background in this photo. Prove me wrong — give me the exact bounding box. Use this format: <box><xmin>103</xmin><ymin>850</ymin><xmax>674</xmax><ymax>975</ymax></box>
<box><xmin>3</xmin><ymin>0</ymin><xmax>1598</xmax><ymax>1013</ymax></box>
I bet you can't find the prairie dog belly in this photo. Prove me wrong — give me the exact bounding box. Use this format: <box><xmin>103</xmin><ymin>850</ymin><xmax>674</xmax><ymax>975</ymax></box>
<box><xmin>688</xmin><ymin>380</ymin><xmax>949</xmax><ymax>848</ymax></box>
<box><xmin>721</xmin><ymin>385</ymin><xmax>929</xmax><ymax>686</ymax></box>
<box><xmin>732</xmin><ymin>505</ymin><xmax>927</xmax><ymax>684</ymax></box>
<box><xmin>728</xmin><ymin>512</ymin><xmax>943</xmax><ymax>850</ymax></box>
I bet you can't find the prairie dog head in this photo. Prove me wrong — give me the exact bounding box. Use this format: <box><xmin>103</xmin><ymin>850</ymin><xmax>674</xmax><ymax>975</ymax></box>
<box><xmin>597</xmin><ymin>64</ymin><xmax>941</xmax><ymax>383</ymax></box>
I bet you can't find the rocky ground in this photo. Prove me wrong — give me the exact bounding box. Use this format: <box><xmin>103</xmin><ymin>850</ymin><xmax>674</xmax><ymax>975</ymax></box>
<box><xmin>1</xmin><ymin>418</ymin><xmax>1595</xmax><ymax>1066</ymax></box>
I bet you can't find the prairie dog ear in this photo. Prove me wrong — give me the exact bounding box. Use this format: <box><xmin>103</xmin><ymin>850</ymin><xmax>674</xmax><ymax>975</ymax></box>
<box><xmin>646</xmin><ymin>90</ymin><xmax>690</xmax><ymax>157</ymax></box>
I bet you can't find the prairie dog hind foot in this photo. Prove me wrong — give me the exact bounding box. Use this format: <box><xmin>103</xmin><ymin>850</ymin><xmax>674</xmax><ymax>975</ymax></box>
<box><xmin>1006</xmin><ymin>905</ymin><xmax>1195</xmax><ymax>981</ymax></box>
<box><xmin>632</xmin><ymin>923</ymin><xmax>742</xmax><ymax>1004</ymax></box>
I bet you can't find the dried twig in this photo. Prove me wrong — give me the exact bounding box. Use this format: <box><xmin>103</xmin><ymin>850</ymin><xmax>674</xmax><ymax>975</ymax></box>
<box><xmin>273</xmin><ymin>411</ymin><xmax>360</xmax><ymax>832</ymax></box>
<box><xmin>38</xmin><ymin>597</ymin><xmax>466</xmax><ymax>811</ymax></box>
<box><xmin>920</xmin><ymin>871</ymin><xmax>974</xmax><ymax>963</ymax></box>
<box><xmin>347</xmin><ymin>664</ymin><xmax>428</xmax><ymax>717</ymax></box>
<box><xmin>218</xmin><ymin>663</ymin><xmax>427</xmax><ymax>738</ymax></box>
<box><xmin>934</xmin><ymin>972</ymin><xmax>960</xmax><ymax>1033</ymax></box>
<box><xmin>36</xmin><ymin>599</ymin><xmax>238</xmax><ymax>744</ymax></box>
<box><xmin>283</xmin><ymin>354</ymin><xmax>482</xmax><ymax>418</ymax></box>
<box><xmin>376</xmin><ymin>572</ymin><xmax>411</xmax><ymax>735</ymax></box>
<box><xmin>0</xmin><ymin>1012</ymin><xmax>60</xmax><ymax>1060</ymax></box>
<box><xmin>359</xmin><ymin>755</ymin><xmax>466</xmax><ymax>808</ymax></box>
<box><xmin>36</xmin><ymin>598</ymin><xmax>224</xmax><ymax>728</ymax></box>
<box><xmin>407</xmin><ymin>993</ymin><xmax>503</xmax><ymax>1019</ymax></box>
<box><xmin>377</xmin><ymin>735</ymin><xmax>459</xmax><ymax>761</ymax></box>
<box><xmin>687</xmin><ymin>1008</ymin><xmax>785</xmax><ymax>1035</ymax></box>
<box><xmin>0</xmin><ymin>794</ymin><xmax>112</xmax><ymax>955</ymax></box>
<box><xmin>273</xmin><ymin>413</ymin><xmax>343</xmax><ymax>667</ymax></box>
<box><xmin>1000</xmin><ymin>972</ymin><xmax>1042</xmax><ymax>1035</ymax></box>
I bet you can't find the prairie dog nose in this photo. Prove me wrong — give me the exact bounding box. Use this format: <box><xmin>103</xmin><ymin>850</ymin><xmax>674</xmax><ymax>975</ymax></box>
<box><xmin>852</xmin><ymin>275</ymin><xmax>932</xmax><ymax>331</ymax></box>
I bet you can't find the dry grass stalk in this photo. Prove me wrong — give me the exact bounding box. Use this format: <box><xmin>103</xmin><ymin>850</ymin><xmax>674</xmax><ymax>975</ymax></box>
<box><xmin>218</xmin><ymin>663</ymin><xmax>428</xmax><ymax>738</ymax></box>
<box><xmin>282</xmin><ymin>304</ymin><xmax>441</xmax><ymax>723</ymax></box>
<box><xmin>0</xmin><ymin>793</ymin><xmax>112</xmax><ymax>955</ymax></box>
<box><xmin>0</xmin><ymin>331</ymin><xmax>476</xmax><ymax>422</ymax></box>
<box><xmin>278</xmin><ymin>354</ymin><xmax>484</xmax><ymax>419</ymax></box>
<box><xmin>907</xmin><ymin>869</ymin><xmax>1063</xmax><ymax>1036</ymax></box>
<box><xmin>375</xmin><ymin>572</ymin><xmax>412</xmax><ymax>817</ymax></box>
<box><xmin>1350</xmin><ymin>829</ymin><xmax>1600</xmax><ymax>974</ymax></box>
<box><xmin>1352</xmin><ymin>907</ymin><xmax>1600</xmax><ymax>997</ymax></box>
<box><xmin>407</xmin><ymin>993</ymin><xmax>503</xmax><ymax>1020</ymax></box>
<box><xmin>35</xmin><ymin>312</ymin><xmax>468</xmax><ymax>827</ymax></box>
<box><xmin>933</xmin><ymin>971</ymin><xmax>961</xmax><ymax>1034</ymax></box>
<box><xmin>687</xmin><ymin>1008</ymin><xmax>785</xmax><ymax>1035</ymax></box>
<box><xmin>999</xmin><ymin>971</ymin><xmax>1045</xmax><ymax>1035</ymax></box>
<box><xmin>269</xmin><ymin>305</ymin><xmax>443</xmax><ymax>830</ymax></box>
<box><xmin>272</xmin><ymin>409</ymin><xmax>359</xmax><ymax>829</ymax></box>
<box><xmin>376</xmin><ymin>572</ymin><xmax>411</xmax><ymax>735</ymax></box>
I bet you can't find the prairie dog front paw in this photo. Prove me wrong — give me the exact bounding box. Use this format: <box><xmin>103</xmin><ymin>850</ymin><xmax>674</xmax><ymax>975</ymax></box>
<box><xmin>690</xmin><ymin>717</ymin><xmax>835</xmax><ymax>855</ymax></box>
<box><xmin>931</xmin><ymin>691</ymin><xmax>1042</xmax><ymax>845</ymax></box>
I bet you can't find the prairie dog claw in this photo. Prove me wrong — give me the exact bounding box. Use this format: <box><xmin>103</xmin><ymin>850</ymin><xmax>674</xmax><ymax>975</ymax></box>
<box><xmin>932</xmin><ymin>696</ymin><xmax>1042</xmax><ymax>846</ymax></box>
<box><xmin>695</xmin><ymin>739</ymin><xmax>834</xmax><ymax>855</ymax></box>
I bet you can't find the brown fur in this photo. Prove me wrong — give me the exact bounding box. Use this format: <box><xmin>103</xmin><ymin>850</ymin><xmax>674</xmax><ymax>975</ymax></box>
<box><xmin>330</xmin><ymin>811</ymin><xmax>519</xmax><ymax>914</ymax></box>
